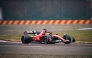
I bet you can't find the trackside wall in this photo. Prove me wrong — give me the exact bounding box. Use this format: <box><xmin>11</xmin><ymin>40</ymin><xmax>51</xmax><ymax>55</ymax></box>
<box><xmin>0</xmin><ymin>0</ymin><xmax>91</xmax><ymax>20</ymax></box>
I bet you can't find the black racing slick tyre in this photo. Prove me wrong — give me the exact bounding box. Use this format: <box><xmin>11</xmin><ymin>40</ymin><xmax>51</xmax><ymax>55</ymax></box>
<box><xmin>63</xmin><ymin>34</ymin><xmax>71</xmax><ymax>44</ymax></box>
<box><xmin>21</xmin><ymin>35</ymin><xmax>31</xmax><ymax>44</ymax></box>
<box><xmin>41</xmin><ymin>36</ymin><xmax>55</xmax><ymax>44</ymax></box>
<box><xmin>43</xmin><ymin>36</ymin><xmax>49</xmax><ymax>44</ymax></box>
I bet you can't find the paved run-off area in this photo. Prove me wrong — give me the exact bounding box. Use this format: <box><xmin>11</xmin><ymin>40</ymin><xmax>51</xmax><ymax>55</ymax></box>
<box><xmin>0</xmin><ymin>24</ymin><xmax>92</xmax><ymax>35</ymax></box>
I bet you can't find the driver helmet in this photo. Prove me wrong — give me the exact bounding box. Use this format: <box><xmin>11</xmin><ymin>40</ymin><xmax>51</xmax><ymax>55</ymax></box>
<box><xmin>43</xmin><ymin>29</ymin><xmax>47</xmax><ymax>32</ymax></box>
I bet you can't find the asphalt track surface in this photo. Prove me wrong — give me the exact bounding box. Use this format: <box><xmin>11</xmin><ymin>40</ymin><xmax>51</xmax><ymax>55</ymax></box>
<box><xmin>0</xmin><ymin>41</ymin><xmax>92</xmax><ymax>56</ymax></box>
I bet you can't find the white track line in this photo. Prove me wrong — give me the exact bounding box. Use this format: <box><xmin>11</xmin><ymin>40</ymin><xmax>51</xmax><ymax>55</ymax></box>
<box><xmin>78</xmin><ymin>28</ymin><xmax>92</xmax><ymax>30</ymax></box>
<box><xmin>0</xmin><ymin>40</ymin><xmax>7</xmax><ymax>42</ymax></box>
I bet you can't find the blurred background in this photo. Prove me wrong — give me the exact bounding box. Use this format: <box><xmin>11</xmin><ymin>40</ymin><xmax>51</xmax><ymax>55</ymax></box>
<box><xmin>0</xmin><ymin>0</ymin><xmax>92</xmax><ymax>20</ymax></box>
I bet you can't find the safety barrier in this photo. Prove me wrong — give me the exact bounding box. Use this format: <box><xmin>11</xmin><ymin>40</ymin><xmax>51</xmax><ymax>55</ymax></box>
<box><xmin>0</xmin><ymin>20</ymin><xmax>92</xmax><ymax>24</ymax></box>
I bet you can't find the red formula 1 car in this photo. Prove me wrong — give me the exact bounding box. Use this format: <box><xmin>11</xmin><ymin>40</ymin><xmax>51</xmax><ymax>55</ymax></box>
<box><xmin>21</xmin><ymin>29</ymin><xmax>75</xmax><ymax>44</ymax></box>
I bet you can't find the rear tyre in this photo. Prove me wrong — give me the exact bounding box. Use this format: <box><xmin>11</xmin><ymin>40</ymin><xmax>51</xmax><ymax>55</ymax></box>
<box><xmin>44</xmin><ymin>36</ymin><xmax>49</xmax><ymax>44</ymax></box>
<box><xmin>41</xmin><ymin>36</ymin><xmax>54</xmax><ymax>44</ymax></box>
<box><xmin>63</xmin><ymin>34</ymin><xmax>71</xmax><ymax>44</ymax></box>
<box><xmin>21</xmin><ymin>35</ymin><xmax>31</xmax><ymax>44</ymax></box>
<box><xmin>45</xmin><ymin>36</ymin><xmax>55</xmax><ymax>44</ymax></box>
<box><xmin>40</xmin><ymin>36</ymin><xmax>48</xmax><ymax>44</ymax></box>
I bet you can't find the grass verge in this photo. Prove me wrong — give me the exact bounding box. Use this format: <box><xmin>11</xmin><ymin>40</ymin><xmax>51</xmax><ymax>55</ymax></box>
<box><xmin>0</xmin><ymin>30</ymin><xmax>92</xmax><ymax>43</ymax></box>
<box><xmin>54</xmin><ymin>30</ymin><xmax>92</xmax><ymax>42</ymax></box>
<box><xmin>0</xmin><ymin>34</ymin><xmax>22</xmax><ymax>42</ymax></box>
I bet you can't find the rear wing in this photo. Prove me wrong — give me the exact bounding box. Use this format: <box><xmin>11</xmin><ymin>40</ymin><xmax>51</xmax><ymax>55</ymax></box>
<box><xmin>24</xmin><ymin>31</ymin><xmax>38</xmax><ymax>34</ymax></box>
<box><xmin>23</xmin><ymin>31</ymin><xmax>51</xmax><ymax>35</ymax></box>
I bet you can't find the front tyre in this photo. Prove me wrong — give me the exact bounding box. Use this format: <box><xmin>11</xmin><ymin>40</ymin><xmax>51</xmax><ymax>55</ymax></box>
<box><xmin>63</xmin><ymin>34</ymin><xmax>71</xmax><ymax>44</ymax></box>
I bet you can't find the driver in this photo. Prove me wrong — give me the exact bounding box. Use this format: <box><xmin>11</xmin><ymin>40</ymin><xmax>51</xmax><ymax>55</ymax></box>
<box><xmin>39</xmin><ymin>29</ymin><xmax>47</xmax><ymax>36</ymax></box>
